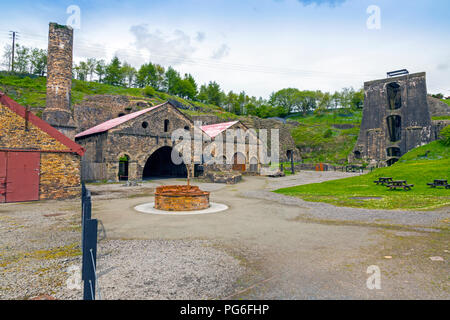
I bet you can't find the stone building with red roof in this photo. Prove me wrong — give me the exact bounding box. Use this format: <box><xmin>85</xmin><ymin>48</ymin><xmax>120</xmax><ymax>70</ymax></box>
<box><xmin>0</xmin><ymin>92</ymin><xmax>85</xmax><ymax>202</ymax></box>
<box><xmin>74</xmin><ymin>101</ymin><xmax>262</xmax><ymax>182</ymax></box>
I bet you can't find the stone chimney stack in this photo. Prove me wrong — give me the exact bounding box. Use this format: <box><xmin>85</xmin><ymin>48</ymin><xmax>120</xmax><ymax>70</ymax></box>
<box><xmin>42</xmin><ymin>22</ymin><xmax>76</xmax><ymax>138</ymax></box>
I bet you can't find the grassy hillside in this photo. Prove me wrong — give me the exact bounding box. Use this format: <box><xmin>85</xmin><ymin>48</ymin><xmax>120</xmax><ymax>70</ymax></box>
<box><xmin>289</xmin><ymin>111</ymin><xmax>362</xmax><ymax>164</ymax></box>
<box><xmin>275</xmin><ymin>141</ymin><xmax>450</xmax><ymax>210</ymax></box>
<box><xmin>442</xmin><ymin>99</ymin><xmax>450</xmax><ymax>107</ymax></box>
<box><xmin>0</xmin><ymin>72</ymin><xmax>235</xmax><ymax>120</ymax></box>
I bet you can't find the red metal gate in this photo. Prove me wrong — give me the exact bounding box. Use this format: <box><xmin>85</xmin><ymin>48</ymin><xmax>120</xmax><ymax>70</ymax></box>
<box><xmin>0</xmin><ymin>152</ymin><xmax>6</xmax><ymax>203</ymax></box>
<box><xmin>2</xmin><ymin>152</ymin><xmax>40</xmax><ymax>203</ymax></box>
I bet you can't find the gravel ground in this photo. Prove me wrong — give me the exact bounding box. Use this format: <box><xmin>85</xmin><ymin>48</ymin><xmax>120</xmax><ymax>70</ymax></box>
<box><xmin>1</xmin><ymin>172</ymin><xmax>448</xmax><ymax>300</ymax></box>
<box><xmin>0</xmin><ymin>200</ymin><xmax>244</xmax><ymax>300</ymax></box>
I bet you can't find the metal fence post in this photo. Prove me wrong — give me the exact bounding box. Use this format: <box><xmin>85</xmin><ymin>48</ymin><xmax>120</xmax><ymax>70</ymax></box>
<box><xmin>81</xmin><ymin>185</ymin><xmax>99</xmax><ymax>300</ymax></box>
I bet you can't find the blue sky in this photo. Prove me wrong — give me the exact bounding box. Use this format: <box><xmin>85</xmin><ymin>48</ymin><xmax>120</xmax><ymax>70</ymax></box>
<box><xmin>0</xmin><ymin>0</ymin><xmax>449</xmax><ymax>98</ymax></box>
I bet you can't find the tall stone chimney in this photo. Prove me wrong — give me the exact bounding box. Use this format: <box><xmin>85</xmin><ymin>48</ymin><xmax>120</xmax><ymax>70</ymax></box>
<box><xmin>42</xmin><ymin>22</ymin><xmax>76</xmax><ymax>138</ymax></box>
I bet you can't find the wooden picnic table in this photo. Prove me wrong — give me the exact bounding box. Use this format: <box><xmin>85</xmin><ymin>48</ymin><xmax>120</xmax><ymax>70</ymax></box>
<box><xmin>386</xmin><ymin>180</ymin><xmax>414</xmax><ymax>191</ymax></box>
<box><xmin>374</xmin><ymin>177</ymin><xmax>393</xmax><ymax>185</ymax></box>
<box><xmin>427</xmin><ymin>179</ymin><xmax>450</xmax><ymax>189</ymax></box>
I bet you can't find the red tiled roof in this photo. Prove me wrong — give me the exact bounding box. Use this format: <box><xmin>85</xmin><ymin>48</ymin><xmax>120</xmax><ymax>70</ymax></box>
<box><xmin>75</xmin><ymin>102</ymin><xmax>166</xmax><ymax>139</ymax></box>
<box><xmin>0</xmin><ymin>92</ymin><xmax>85</xmax><ymax>156</ymax></box>
<box><xmin>200</xmin><ymin>121</ymin><xmax>239</xmax><ymax>138</ymax></box>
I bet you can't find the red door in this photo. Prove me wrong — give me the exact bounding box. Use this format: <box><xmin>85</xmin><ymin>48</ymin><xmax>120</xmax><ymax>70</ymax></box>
<box><xmin>0</xmin><ymin>152</ymin><xmax>6</xmax><ymax>203</ymax></box>
<box><xmin>5</xmin><ymin>152</ymin><xmax>40</xmax><ymax>203</ymax></box>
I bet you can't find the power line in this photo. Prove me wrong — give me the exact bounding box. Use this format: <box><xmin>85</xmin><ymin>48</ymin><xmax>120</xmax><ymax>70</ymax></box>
<box><xmin>0</xmin><ymin>29</ymin><xmax>381</xmax><ymax>80</ymax></box>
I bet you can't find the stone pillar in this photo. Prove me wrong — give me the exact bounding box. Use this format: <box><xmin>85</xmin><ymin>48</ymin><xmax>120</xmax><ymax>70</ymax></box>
<box><xmin>42</xmin><ymin>22</ymin><xmax>77</xmax><ymax>139</ymax></box>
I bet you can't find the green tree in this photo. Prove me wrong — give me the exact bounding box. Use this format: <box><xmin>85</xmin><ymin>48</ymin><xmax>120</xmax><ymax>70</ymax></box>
<box><xmin>95</xmin><ymin>59</ymin><xmax>106</xmax><ymax>82</ymax></box>
<box><xmin>104</xmin><ymin>57</ymin><xmax>125</xmax><ymax>86</ymax></box>
<box><xmin>121</xmin><ymin>62</ymin><xmax>136</xmax><ymax>87</ymax></box>
<box><xmin>174</xmin><ymin>78</ymin><xmax>197</xmax><ymax>100</ymax></box>
<box><xmin>269</xmin><ymin>88</ymin><xmax>303</xmax><ymax>114</ymax></box>
<box><xmin>164</xmin><ymin>66</ymin><xmax>181</xmax><ymax>94</ymax></box>
<box><xmin>351</xmin><ymin>88</ymin><xmax>364</xmax><ymax>109</ymax></box>
<box><xmin>136</xmin><ymin>62</ymin><xmax>165</xmax><ymax>90</ymax></box>
<box><xmin>29</xmin><ymin>48</ymin><xmax>47</xmax><ymax>76</ymax></box>
<box><xmin>75</xmin><ymin>61</ymin><xmax>89</xmax><ymax>81</ymax></box>
<box><xmin>197</xmin><ymin>84</ymin><xmax>209</xmax><ymax>102</ymax></box>
<box><xmin>14</xmin><ymin>45</ymin><xmax>30</xmax><ymax>73</ymax></box>
<box><xmin>205</xmin><ymin>81</ymin><xmax>224</xmax><ymax>106</ymax></box>
<box><xmin>86</xmin><ymin>58</ymin><xmax>97</xmax><ymax>81</ymax></box>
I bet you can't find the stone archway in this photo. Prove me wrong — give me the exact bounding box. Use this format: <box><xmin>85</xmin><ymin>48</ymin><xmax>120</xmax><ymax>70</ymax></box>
<box><xmin>118</xmin><ymin>154</ymin><xmax>130</xmax><ymax>181</ymax></box>
<box><xmin>142</xmin><ymin>146</ymin><xmax>187</xmax><ymax>180</ymax></box>
<box><xmin>232</xmin><ymin>152</ymin><xmax>246</xmax><ymax>172</ymax></box>
<box><xmin>249</xmin><ymin>157</ymin><xmax>258</xmax><ymax>172</ymax></box>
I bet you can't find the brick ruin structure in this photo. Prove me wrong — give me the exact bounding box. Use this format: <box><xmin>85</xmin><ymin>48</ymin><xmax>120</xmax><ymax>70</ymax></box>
<box><xmin>42</xmin><ymin>23</ymin><xmax>77</xmax><ymax>139</ymax></box>
<box><xmin>74</xmin><ymin>102</ymin><xmax>265</xmax><ymax>182</ymax></box>
<box><xmin>350</xmin><ymin>72</ymin><xmax>438</xmax><ymax>166</ymax></box>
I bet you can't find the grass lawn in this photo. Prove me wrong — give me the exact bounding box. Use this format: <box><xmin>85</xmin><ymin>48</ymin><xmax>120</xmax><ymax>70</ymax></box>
<box><xmin>274</xmin><ymin>141</ymin><xmax>450</xmax><ymax>210</ymax></box>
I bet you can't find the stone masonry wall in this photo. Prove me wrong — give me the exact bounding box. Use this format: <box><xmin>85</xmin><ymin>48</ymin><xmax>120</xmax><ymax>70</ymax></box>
<box><xmin>42</xmin><ymin>23</ymin><xmax>76</xmax><ymax>133</ymax></box>
<box><xmin>0</xmin><ymin>103</ymin><xmax>67</xmax><ymax>151</ymax></box>
<box><xmin>40</xmin><ymin>152</ymin><xmax>81</xmax><ymax>200</ymax></box>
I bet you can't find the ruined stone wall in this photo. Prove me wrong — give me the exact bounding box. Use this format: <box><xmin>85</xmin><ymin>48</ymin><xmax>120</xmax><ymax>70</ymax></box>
<box><xmin>73</xmin><ymin>95</ymin><xmax>152</xmax><ymax>132</ymax></box>
<box><xmin>42</xmin><ymin>23</ymin><xmax>75</xmax><ymax>135</ymax></box>
<box><xmin>351</xmin><ymin>72</ymin><xmax>433</xmax><ymax>166</ymax></box>
<box><xmin>427</xmin><ymin>96</ymin><xmax>450</xmax><ymax>117</ymax></box>
<box><xmin>40</xmin><ymin>152</ymin><xmax>81</xmax><ymax>200</ymax></box>
<box><xmin>241</xmin><ymin>117</ymin><xmax>301</xmax><ymax>162</ymax></box>
<box><xmin>191</xmin><ymin>115</ymin><xmax>301</xmax><ymax>163</ymax></box>
<box><xmin>432</xmin><ymin>120</ymin><xmax>450</xmax><ymax>140</ymax></box>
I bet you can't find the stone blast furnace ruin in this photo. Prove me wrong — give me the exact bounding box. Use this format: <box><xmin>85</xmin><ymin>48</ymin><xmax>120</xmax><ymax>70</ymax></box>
<box><xmin>154</xmin><ymin>185</ymin><xmax>210</xmax><ymax>211</ymax></box>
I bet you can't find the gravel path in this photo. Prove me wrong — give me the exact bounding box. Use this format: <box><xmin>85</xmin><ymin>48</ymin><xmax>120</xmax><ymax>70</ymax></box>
<box><xmin>242</xmin><ymin>190</ymin><xmax>448</xmax><ymax>229</ymax></box>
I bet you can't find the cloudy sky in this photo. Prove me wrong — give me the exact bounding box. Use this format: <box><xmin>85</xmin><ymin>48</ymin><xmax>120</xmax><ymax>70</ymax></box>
<box><xmin>0</xmin><ymin>0</ymin><xmax>449</xmax><ymax>98</ymax></box>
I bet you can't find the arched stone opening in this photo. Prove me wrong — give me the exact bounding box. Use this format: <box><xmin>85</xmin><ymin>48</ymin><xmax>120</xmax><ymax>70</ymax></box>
<box><xmin>354</xmin><ymin>151</ymin><xmax>362</xmax><ymax>159</ymax></box>
<box><xmin>387</xmin><ymin>82</ymin><xmax>402</xmax><ymax>110</ymax></box>
<box><xmin>142</xmin><ymin>146</ymin><xmax>187</xmax><ymax>180</ymax></box>
<box><xmin>386</xmin><ymin>115</ymin><xmax>402</xmax><ymax>142</ymax></box>
<box><xmin>386</xmin><ymin>147</ymin><xmax>401</xmax><ymax>157</ymax></box>
<box><xmin>249</xmin><ymin>157</ymin><xmax>258</xmax><ymax>172</ymax></box>
<box><xmin>118</xmin><ymin>154</ymin><xmax>130</xmax><ymax>181</ymax></box>
<box><xmin>387</xmin><ymin>158</ymin><xmax>399</xmax><ymax>166</ymax></box>
<box><xmin>232</xmin><ymin>152</ymin><xmax>246</xmax><ymax>172</ymax></box>
<box><xmin>164</xmin><ymin>119</ymin><xmax>170</xmax><ymax>132</ymax></box>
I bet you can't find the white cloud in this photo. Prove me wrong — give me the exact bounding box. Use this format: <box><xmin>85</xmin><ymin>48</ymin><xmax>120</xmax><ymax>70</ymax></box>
<box><xmin>195</xmin><ymin>32</ymin><xmax>206</xmax><ymax>42</ymax></box>
<box><xmin>129</xmin><ymin>24</ymin><xmax>196</xmax><ymax>66</ymax></box>
<box><xmin>211</xmin><ymin>44</ymin><xmax>230</xmax><ymax>60</ymax></box>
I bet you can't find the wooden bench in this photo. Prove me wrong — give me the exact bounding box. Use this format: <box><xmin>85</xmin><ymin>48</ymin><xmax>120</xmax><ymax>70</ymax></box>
<box><xmin>427</xmin><ymin>179</ymin><xmax>450</xmax><ymax>189</ymax></box>
<box><xmin>374</xmin><ymin>177</ymin><xmax>393</xmax><ymax>185</ymax></box>
<box><xmin>386</xmin><ymin>180</ymin><xmax>414</xmax><ymax>191</ymax></box>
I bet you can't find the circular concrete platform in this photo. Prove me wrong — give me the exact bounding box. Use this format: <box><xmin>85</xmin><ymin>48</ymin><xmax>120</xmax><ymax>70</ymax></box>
<box><xmin>134</xmin><ymin>202</ymin><xmax>229</xmax><ymax>215</ymax></box>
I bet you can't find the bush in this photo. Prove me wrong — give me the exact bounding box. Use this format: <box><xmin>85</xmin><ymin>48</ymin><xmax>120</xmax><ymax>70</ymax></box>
<box><xmin>143</xmin><ymin>86</ymin><xmax>156</xmax><ymax>97</ymax></box>
<box><xmin>323</xmin><ymin>128</ymin><xmax>333</xmax><ymax>138</ymax></box>
<box><xmin>439</xmin><ymin>126</ymin><xmax>450</xmax><ymax>146</ymax></box>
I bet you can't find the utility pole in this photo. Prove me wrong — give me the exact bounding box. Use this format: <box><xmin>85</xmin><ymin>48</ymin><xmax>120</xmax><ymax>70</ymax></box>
<box><xmin>9</xmin><ymin>31</ymin><xmax>18</xmax><ymax>72</ymax></box>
